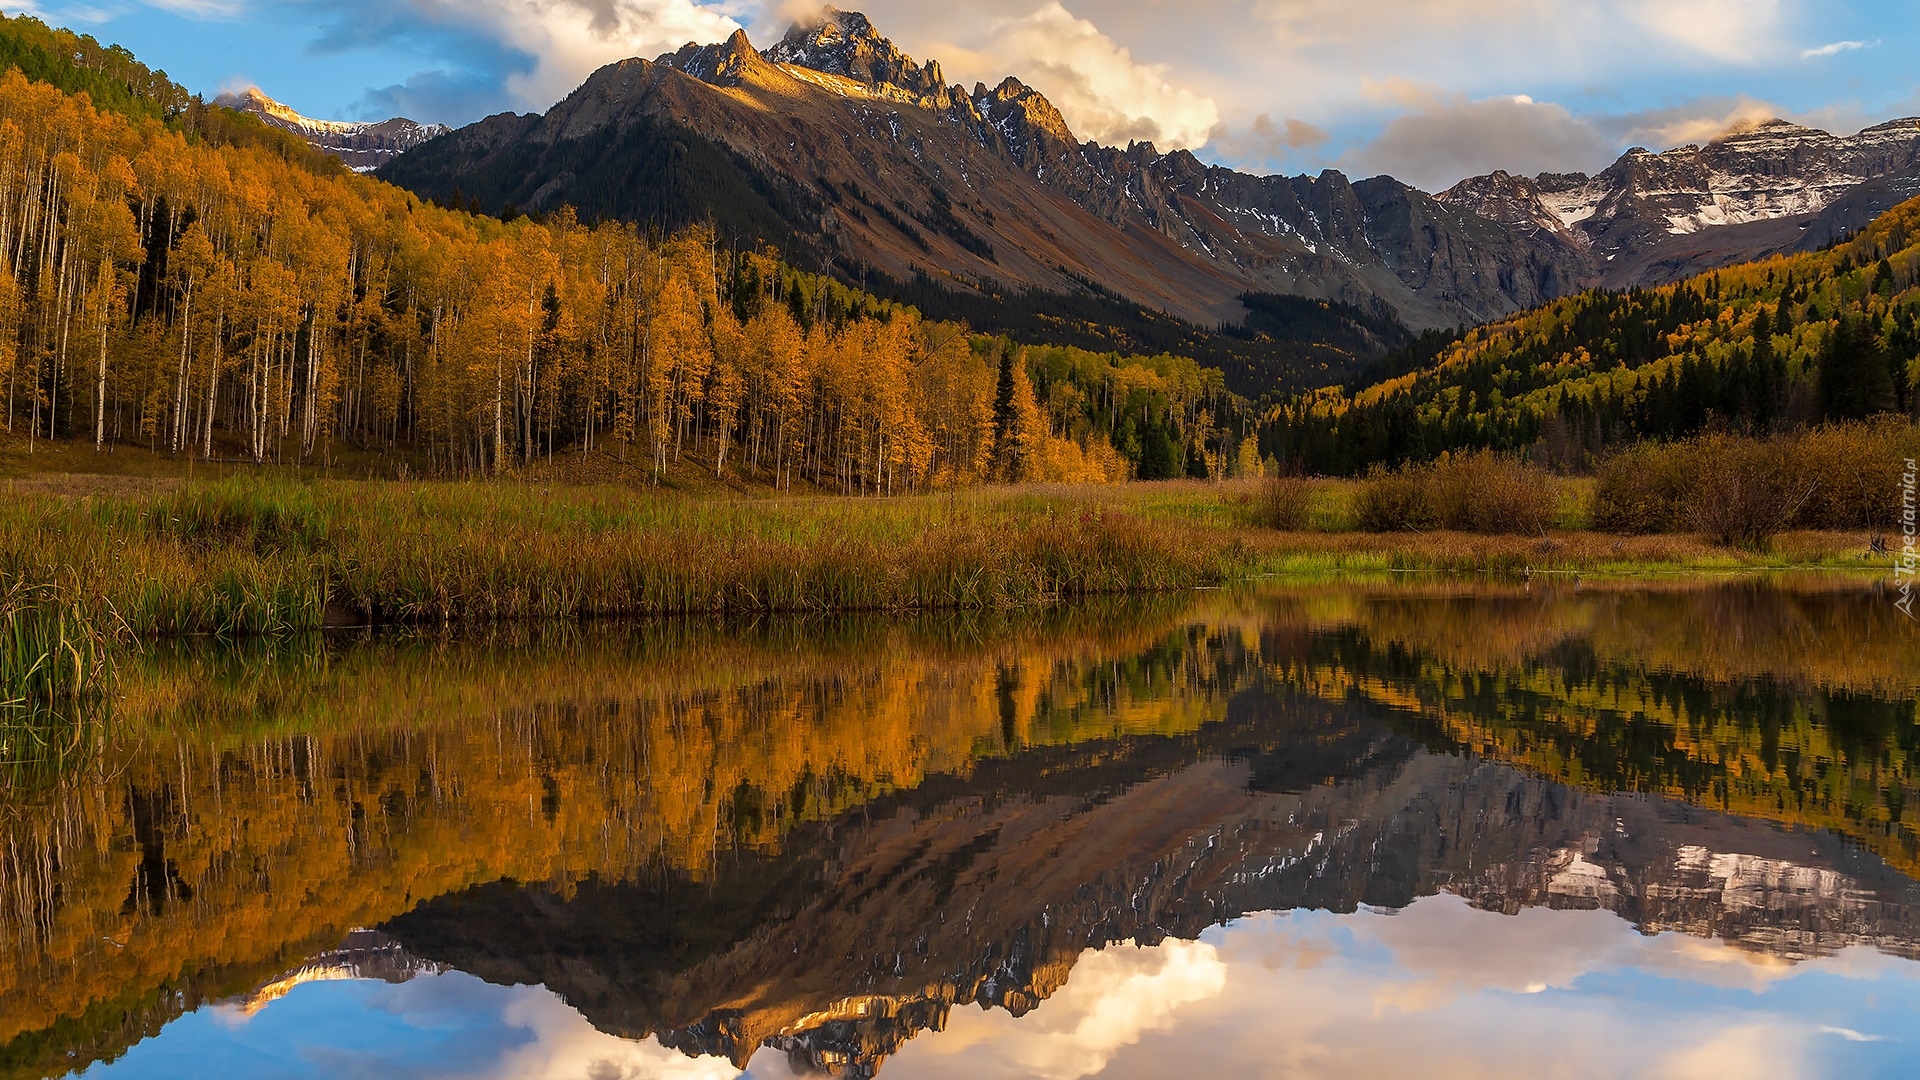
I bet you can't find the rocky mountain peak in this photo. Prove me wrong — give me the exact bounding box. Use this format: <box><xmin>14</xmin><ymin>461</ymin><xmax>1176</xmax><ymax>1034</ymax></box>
<box><xmin>765</xmin><ymin>7</ymin><xmax>945</xmax><ymax>98</ymax></box>
<box><xmin>979</xmin><ymin>75</ymin><xmax>1079</xmax><ymax>152</ymax></box>
<box><xmin>663</xmin><ymin>28</ymin><xmax>773</xmax><ymax>88</ymax></box>
<box><xmin>1439</xmin><ymin>115</ymin><xmax>1920</xmax><ymax>281</ymax></box>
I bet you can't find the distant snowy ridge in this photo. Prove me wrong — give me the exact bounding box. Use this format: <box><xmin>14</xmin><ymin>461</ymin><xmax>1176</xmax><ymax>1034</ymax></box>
<box><xmin>215</xmin><ymin>87</ymin><xmax>449</xmax><ymax>172</ymax></box>
<box><xmin>1440</xmin><ymin>117</ymin><xmax>1920</xmax><ymax>282</ymax></box>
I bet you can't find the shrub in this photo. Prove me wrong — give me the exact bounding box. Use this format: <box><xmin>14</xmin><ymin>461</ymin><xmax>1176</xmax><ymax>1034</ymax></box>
<box><xmin>1355</xmin><ymin>464</ymin><xmax>1439</xmax><ymax>531</ymax></box>
<box><xmin>1593</xmin><ymin>444</ymin><xmax>1691</xmax><ymax>533</ymax></box>
<box><xmin>1794</xmin><ymin>418</ymin><xmax>1920</xmax><ymax>530</ymax></box>
<box><xmin>1682</xmin><ymin>435</ymin><xmax>1814</xmax><ymax>549</ymax></box>
<box><xmin>1594</xmin><ymin>421</ymin><xmax>1920</xmax><ymax>543</ymax></box>
<box><xmin>1356</xmin><ymin>452</ymin><xmax>1559</xmax><ymax>534</ymax></box>
<box><xmin>1429</xmin><ymin>451</ymin><xmax>1559</xmax><ymax>535</ymax></box>
<box><xmin>1258</xmin><ymin>473</ymin><xmax>1314</xmax><ymax>530</ymax></box>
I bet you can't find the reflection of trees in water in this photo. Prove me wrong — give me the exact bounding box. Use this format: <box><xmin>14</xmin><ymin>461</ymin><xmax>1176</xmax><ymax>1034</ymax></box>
<box><xmin>1</xmin><ymin>580</ymin><xmax>1916</xmax><ymax>1078</ymax></box>
<box><xmin>0</xmin><ymin>597</ymin><xmax>1231</xmax><ymax>1066</ymax></box>
<box><xmin>1263</xmin><ymin>583</ymin><xmax>1920</xmax><ymax>876</ymax></box>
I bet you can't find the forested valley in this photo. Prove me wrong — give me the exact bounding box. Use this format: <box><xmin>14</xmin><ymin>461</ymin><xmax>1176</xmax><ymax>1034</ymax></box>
<box><xmin>0</xmin><ymin>23</ymin><xmax>1252</xmax><ymax>491</ymax></box>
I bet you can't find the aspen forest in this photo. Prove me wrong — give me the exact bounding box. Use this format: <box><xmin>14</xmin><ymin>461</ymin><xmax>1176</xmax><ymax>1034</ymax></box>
<box><xmin>0</xmin><ymin>67</ymin><xmax>1247</xmax><ymax>489</ymax></box>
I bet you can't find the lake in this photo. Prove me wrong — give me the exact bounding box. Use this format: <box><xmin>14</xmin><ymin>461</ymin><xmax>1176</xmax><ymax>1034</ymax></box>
<box><xmin>5</xmin><ymin>578</ymin><xmax>1920</xmax><ymax>1079</ymax></box>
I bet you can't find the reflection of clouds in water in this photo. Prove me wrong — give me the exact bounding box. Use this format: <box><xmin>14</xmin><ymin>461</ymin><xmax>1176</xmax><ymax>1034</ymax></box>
<box><xmin>479</xmin><ymin>982</ymin><xmax>740</xmax><ymax>1080</ymax></box>
<box><xmin>96</xmin><ymin>898</ymin><xmax>1920</xmax><ymax>1080</ymax></box>
<box><xmin>883</xmin><ymin>938</ymin><xmax>1227</xmax><ymax>1080</ymax></box>
<box><xmin>96</xmin><ymin>972</ymin><xmax>742</xmax><ymax>1080</ymax></box>
<box><xmin>883</xmin><ymin>894</ymin><xmax>1919</xmax><ymax>1079</ymax></box>
<box><xmin>1357</xmin><ymin>893</ymin><xmax>1794</xmax><ymax>1007</ymax></box>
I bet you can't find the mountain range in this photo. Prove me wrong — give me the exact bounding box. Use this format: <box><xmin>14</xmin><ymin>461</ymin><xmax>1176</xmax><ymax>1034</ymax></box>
<box><xmin>331</xmin><ymin>8</ymin><xmax>1920</xmax><ymax>336</ymax></box>
<box><xmin>1441</xmin><ymin>116</ymin><xmax>1920</xmax><ymax>286</ymax></box>
<box><xmin>214</xmin><ymin>86</ymin><xmax>448</xmax><ymax>172</ymax></box>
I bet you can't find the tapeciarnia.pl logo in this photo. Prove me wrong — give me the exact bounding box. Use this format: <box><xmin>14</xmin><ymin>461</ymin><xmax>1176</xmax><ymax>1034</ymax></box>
<box><xmin>1900</xmin><ymin>457</ymin><xmax>1917</xmax><ymax>620</ymax></box>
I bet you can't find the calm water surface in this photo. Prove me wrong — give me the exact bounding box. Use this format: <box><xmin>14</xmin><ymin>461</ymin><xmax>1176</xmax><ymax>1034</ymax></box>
<box><xmin>5</xmin><ymin>580</ymin><xmax>1920</xmax><ymax>1079</ymax></box>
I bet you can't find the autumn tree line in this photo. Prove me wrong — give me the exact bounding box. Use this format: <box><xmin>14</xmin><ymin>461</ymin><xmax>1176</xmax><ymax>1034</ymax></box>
<box><xmin>1264</xmin><ymin>200</ymin><xmax>1920</xmax><ymax>474</ymax></box>
<box><xmin>0</xmin><ymin>67</ymin><xmax>1251</xmax><ymax>489</ymax></box>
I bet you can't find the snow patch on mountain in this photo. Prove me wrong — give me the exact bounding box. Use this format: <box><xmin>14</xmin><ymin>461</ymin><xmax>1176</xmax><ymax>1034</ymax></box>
<box><xmin>1442</xmin><ymin>116</ymin><xmax>1920</xmax><ymax>249</ymax></box>
<box><xmin>215</xmin><ymin>88</ymin><xmax>449</xmax><ymax>172</ymax></box>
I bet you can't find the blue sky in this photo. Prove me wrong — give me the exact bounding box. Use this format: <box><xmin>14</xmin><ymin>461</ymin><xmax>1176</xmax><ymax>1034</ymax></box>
<box><xmin>9</xmin><ymin>0</ymin><xmax>1919</xmax><ymax>190</ymax></box>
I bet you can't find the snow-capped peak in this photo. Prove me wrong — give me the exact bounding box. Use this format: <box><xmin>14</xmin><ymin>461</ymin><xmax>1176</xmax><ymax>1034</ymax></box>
<box><xmin>215</xmin><ymin>87</ymin><xmax>449</xmax><ymax>172</ymax></box>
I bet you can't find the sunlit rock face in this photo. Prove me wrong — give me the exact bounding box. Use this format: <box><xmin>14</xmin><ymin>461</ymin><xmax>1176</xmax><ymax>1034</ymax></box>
<box><xmin>373</xmin><ymin>10</ymin><xmax>1593</xmax><ymax>332</ymax></box>
<box><xmin>374</xmin><ymin>11</ymin><xmax>1920</xmax><ymax>335</ymax></box>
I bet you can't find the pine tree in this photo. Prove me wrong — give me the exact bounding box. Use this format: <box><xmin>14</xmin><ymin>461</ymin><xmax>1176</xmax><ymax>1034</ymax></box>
<box><xmin>989</xmin><ymin>345</ymin><xmax>1018</xmax><ymax>480</ymax></box>
<box><xmin>1818</xmin><ymin>314</ymin><xmax>1894</xmax><ymax>421</ymax></box>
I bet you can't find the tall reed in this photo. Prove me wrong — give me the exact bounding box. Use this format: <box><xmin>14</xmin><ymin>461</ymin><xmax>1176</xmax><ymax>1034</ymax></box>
<box><xmin>0</xmin><ymin>581</ymin><xmax>115</xmax><ymax>784</ymax></box>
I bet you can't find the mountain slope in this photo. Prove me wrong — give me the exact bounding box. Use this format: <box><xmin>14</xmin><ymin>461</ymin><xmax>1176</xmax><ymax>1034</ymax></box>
<box><xmin>379</xmin><ymin>10</ymin><xmax>1584</xmax><ymax>333</ymax></box>
<box><xmin>215</xmin><ymin>87</ymin><xmax>448</xmax><ymax>171</ymax></box>
<box><xmin>380</xmin><ymin>9</ymin><xmax>1920</xmax><ymax>344</ymax></box>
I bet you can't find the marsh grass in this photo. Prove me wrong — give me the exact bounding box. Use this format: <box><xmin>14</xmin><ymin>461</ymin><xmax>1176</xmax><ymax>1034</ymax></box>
<box><xmin>0</xmin><ymin>467</ymin><xmax>1888</xmax><ymax>672</ymax></box>
<box><xmin>0</xmin><ymin>582</ymin><xmax>115</xmax><ymax>783</ymax></box>
<box><xmin>2</xmin><ymin>477</ymin><xmax>1247</xmax><ymax>639</ymax></box>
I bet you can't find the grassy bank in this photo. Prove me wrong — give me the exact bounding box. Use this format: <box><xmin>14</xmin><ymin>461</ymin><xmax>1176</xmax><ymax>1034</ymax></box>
<box><xmin>0</xmin><ymin>472</ymin><xmax>1891</xmax><ymax>637</ymax></box>
<box><xmin>1</xmin><ymin>477</ymin><xmax>1256</xmax><ymax>638</ymax></box>
<box><xmin>0</xmin><ymin>471</ymin><xmax>1890</xmax><ymax>779</ymax></box>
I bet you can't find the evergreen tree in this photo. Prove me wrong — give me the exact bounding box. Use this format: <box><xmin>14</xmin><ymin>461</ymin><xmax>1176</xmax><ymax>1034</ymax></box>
<box><xmin>989</xmin><ymin>346</ymin><xmax>1019</xmax><ymax>480</ymax></box>
<box><xmin>1818</xmin><ymin>314</ymin><xmax>1894</xmax><ymax>420</ymax></box>
<box><xmin>1137</xmin><ymin>417</ymin><xmax>1179</xmax><ymax>480</ymax></box>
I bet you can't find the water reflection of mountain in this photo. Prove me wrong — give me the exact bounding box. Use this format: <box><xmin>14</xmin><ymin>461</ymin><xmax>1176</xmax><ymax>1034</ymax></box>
<box><xmin>381</xmin><ymin>685</ymin><xmax>1920</xmax><ymax>1078</ymax></box>
<box><xmin>6</xmin><ymin>581</ymin><xmax>1920</xmax><ymax>1079</ymax></box>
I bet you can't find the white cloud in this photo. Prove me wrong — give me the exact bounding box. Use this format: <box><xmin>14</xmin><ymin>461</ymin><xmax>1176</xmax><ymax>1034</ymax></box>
<box><xmin>1628</xmin><ymin>0</ymin><xmax>1786</xmax><ymax>63</ymax></box>
<box><xmin>1801</xmin><ymin>38</ymin><xmax>1876</xmax><ymax>59</ymax></box>
<box><xmin>467</xmin><ymin>0</ymin><xmax>743</xmax><ymax>110</ymax></box>
<box><xmin>978</xmin><ymin>2</ymin><xmax>1222</xmax><ymax>150</ymax></box>
<box><xmin>1207</xmin><ymin>112</ymin><xmax>1332</xmax><ymax>170</ymax></box>
<box><xmin>1605</xmin><ymin>94</ymin><xmax>1787</xmax><ymax>148</ymax></box>
<box><xmin>138</xmin><ymin>0</ymin><xmax>249</xmax><ymax>17</ymax></box>
<box><xmin>328</xmin><ymin>0</ymin><xmax>743</xmax><ymax>118</ymax></box>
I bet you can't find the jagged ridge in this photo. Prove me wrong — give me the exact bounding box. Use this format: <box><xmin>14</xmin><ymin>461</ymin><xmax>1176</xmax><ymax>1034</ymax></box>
<box><xmin>216</xmin><ymin>86</ymin><xmax>449</xmax><ymax>172</ymax></box>
<box><xmin>1442</xmin><ymin>117</ymin><xmax>1920</xmax><ymax>285</ymax></box>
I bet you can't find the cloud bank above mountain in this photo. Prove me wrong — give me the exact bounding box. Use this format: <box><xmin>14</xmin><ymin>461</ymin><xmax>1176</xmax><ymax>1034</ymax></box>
<box><xmin>35</xmin><ymin>0</ymin><xmax>1920</xmax><ymax>190</ymax></box>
